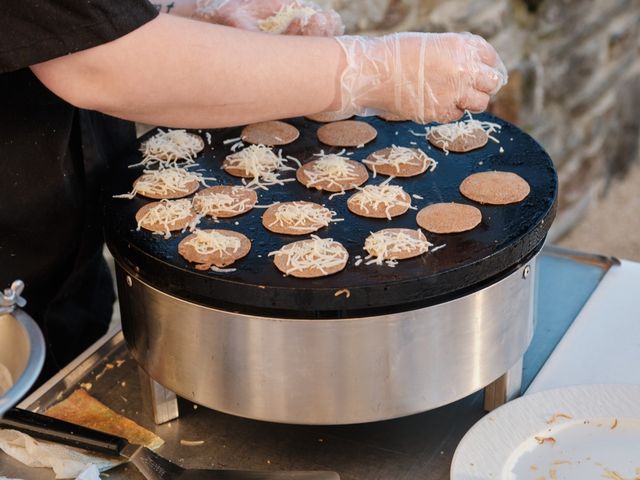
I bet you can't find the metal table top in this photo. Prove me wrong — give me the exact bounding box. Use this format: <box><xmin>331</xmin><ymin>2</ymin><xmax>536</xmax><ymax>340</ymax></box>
<box><xmin>0</xmin><ymin>246</ymin><xmax>614</xmax><ymax>480</ymax></box>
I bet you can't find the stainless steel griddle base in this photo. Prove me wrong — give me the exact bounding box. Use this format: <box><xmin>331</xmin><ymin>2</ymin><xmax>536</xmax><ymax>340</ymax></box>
<box><xmin>3</xmin><ymin>246</ymin><xmax>616</xmax><ymax>480</ymax></box>
<box><xmin>117</xmin><ymin>254</ymin><xmax>537</xmax><ymax>425</ymax></box>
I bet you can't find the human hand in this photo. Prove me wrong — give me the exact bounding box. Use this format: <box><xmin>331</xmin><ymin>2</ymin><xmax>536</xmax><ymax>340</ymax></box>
<box><xmin>335</xmin><ymin>32</ymin><xmax>508</xmax><ymax>124</ymax></box>
<box><xmin>195</xmin><ymin>0</ymin><xmax>344</xmax><ymax>36</ymax></box>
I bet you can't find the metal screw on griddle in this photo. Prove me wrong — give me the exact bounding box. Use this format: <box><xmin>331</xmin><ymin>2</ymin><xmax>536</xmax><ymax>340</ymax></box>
<box><xmin>126</xmin><ymin>275</ymin><xmax>133</xmax><ymax>287</ymax></box>
<box><xmin>523</xmin><ymin>265</ymin><xmax>531</xmax><ymax>279</ymax></box>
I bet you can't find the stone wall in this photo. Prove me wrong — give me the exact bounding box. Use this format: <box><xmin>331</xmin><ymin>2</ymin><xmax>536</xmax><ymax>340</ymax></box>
<box><xmin>322</xmin><ymin>0</ymin><xmax>640</xmax><ymax>238</ymax></box>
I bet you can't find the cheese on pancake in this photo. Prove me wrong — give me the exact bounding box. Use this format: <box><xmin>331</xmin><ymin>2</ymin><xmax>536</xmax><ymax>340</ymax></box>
<box><xmin>425</xmin><ymin>114</ymin><xmax>500</xmax><ymax>155</ymax></box>
<box><xmin>115</xmin><ymin>168</ymin><xmax>204</xmax><ymax>200</ymax></box>
<box><xmin>136</xmin><ymin>199</ymin><xmax>198</xmax><ymax>239</ymax></box>
<box><xmin>269</xmin><ymin>236</ymin><xmax>348</xmax><ymax>278</ymax></box>
<box><xmin>139</xmin><ymin>129</ymin><xmax>203</xmax><ymax>167</ymax></box>
<box><xmin>45</xmin><ymin>389</ymin><xmax>164</xmax><ymax>449</ymax></box>
<box><xmin>348</xmin><ymin>183</ymin><xmax>414</xmax><ymax>219</ymax></box>
<box><xmin>364</xmin><ymin>228</ymin><xmax>432</xmax><ymax>265</ymax></box>
<box><xmin>224</xmin><ymin>145</ymin><xmax>295</xmax><ymax>190</ymax></box>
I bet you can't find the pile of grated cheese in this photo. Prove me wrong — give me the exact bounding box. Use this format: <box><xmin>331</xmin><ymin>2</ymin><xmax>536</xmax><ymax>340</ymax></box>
<box><xmin>363</xmin><ymin>145</ymin><xmax>437</xmax><ymax>177</ymax></box>
<box><xmin>269</xmin><ymin>236</ymin><xmax>347</xmax><ymax>276</ymax></box>
<box><xmin>183</xmin><ymin>229</ymin><xmax>242</xmax><ymax>256</ymax></box>
<box><xmin>268</xmin><ymin>202</ymin><xmax>338</xmax><ymax>231</ymax></box>
<box><xmin>114</xmin><ymin>168</ymin><xmax>206</xmax><ymax>199</ymax></box>
<box><xmin>226</xmin><ymin>145</ymin><xmax>294</xmax><ymax>190</ymax></box>
<box><xmin>138</xmin><ymin>129</ymin><xmax>203</xmax><ymax>168</ymax></box>
<box><xmin>416</xmin><ymin>112</ymin><xmax>501</xmax><ymax>155</ymax></box>
<box><xmin>364</xmin><ymin>229</ymin><xmax>431</xmax><ymax>266</ymax></box>
<box><xmin>258</xmin><ymin>3</ymin><xmax>317</xmax><ymax>34</ymax></box>
<box><xmin>304</xmin><ymin>154</ymin><xmax>359</xmax><ymax>190</ymax></box>
<box><xmin>350</xmin><ymin>183</ymin><xmax>414</xmax><ymax>219</ymax></box>
<box><xmin>194</xmin><ymin>188</ymin><xmax>252</xmax><ymax>217</ymax></box>
<box><xmin>137</xmin><ymin>199</ymin><xmax>197</xmax><ymax>239</ymax></box>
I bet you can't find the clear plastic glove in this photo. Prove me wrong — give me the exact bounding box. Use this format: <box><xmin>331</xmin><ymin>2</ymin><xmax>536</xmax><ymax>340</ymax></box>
<box><xmin>335</xmin><ymin>32</ymin><xmax>508</xmax><ymax>124</ymax></box>
<box><xmin>195</xmin><ymin>0</ymin><xmax>344</xmax><ymax>36</ymax></box>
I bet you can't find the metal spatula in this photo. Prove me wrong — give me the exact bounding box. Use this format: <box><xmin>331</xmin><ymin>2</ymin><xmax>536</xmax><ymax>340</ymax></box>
<box><xmin>1</xmin><ymin>408</ymin><xmax>339</xmax><ymax>480</ymax></box>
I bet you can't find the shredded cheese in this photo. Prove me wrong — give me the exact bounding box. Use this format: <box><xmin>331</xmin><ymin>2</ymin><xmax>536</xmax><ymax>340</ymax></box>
<box><xmin>303</xmin><ymin>154</ymin><xmax>359</xmax><ymax>191</ymax></box>
<box><xmin>184</xmin><ymin>229</ymin><xmax>242</xmax><ymax>256</ymax></box>
<box><xmin>268</xmin><ymin>236</ymin><xmax>347</xmax><ymax>276</ymax></box>
<box><xmin>114</xmin><ymin>167</ymin><xmax>208</xmax><ymax>199</ymax></box>
<box><xmin>225</xmin><ymin>144</ymin><xmax>293</xmax><ymax>190</ymax></box>
<box><xmin>194</xmin><ymin>187</ymin><xmax>252</xmax><ymax>217</ymax></box>
<box><xmin>363</xmin><ymin>145</ymin><xmax>437</xmax><ymax>177</ymax></box>
<box><xmin>258</xmin><ymin>3</ymin><xmax>317</xmax><ymax>34</ymax></box>
<box><xmin>417</xmin><ymin>112</ymin><xmax>501</xmax><ymax>155</ymax></box>
<box><xmin>268</xmin><ymin>202</ymin><xmax>337</xmax><ymax>231</ymax></box>
<box><xmin>364</xmin><ymin>229</ymin><xmax>431</xmax><ymax>265</ymax></box>
<box><xmin>136</xmin><ymin>199</ymin><xmax>196</xmax><ymax>239</ymax></box>
<box><xmin>350</xmin><ymin>184</ymin><xmax>414</xmax><ymax>219</ymax></box>
<box><xmin>137</xmin><ymin>129</ymin><xmax>203</xmax><ymax>168</ymax></box>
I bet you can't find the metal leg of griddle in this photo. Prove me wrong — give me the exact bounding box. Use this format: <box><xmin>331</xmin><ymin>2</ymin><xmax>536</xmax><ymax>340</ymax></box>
<box><xmin>138</xmin><ymin>366</ymin><xmax>180</xmax><ymax>424</ymax></box>
<box><xmin>483</xmin><ymin>357</ymin><xmax>523</xmax><ymax>411</ymax></box>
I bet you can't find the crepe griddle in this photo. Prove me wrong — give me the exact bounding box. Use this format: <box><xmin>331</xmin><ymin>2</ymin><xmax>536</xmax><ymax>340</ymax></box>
<box><xmin>104</xmin><ymin>113</ymin><xmax>557</xmax><ymax>318</ymax></box>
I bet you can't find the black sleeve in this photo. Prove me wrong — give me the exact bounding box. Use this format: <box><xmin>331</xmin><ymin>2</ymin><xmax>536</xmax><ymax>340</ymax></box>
<box><xmin>0</xmin><ymin>0</ymin><xmax>160</xmax><ymax>73</ymax></box>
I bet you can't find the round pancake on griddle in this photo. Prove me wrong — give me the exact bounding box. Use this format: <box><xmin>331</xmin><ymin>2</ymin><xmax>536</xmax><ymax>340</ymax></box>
<box><xmin>427</xmin><ymin>124</ymin><xmax>488</xmax><ymax>153</ymax></box>
<box><xmin>140</xmin><ymin>130</ymin><xmax>204</xmax><ymax>163</ymax></box>
<box><xmin>262</xmin><ymin>201</ymin><xmax>334</xmax><ymax>235</ymax></box>
<box><xmin>241</xmin><ymin>121</ymin><xmax>299</xmax><ymax>146</ymax></box>
<box><xmin>305</xmin><ymin>111</ymin><xmax>353</xmax><ymax>123</ymax></box>
<box><xmin>347</xmin><ymin>184</ymin><xmax>412</xmax><ymax>219</ymax></box>
<box><xmin>132</xmin><ymin>168</ymin><xmax>200</xmax><ymax>200</ymax></box>
<box><xmin>296</xmin><ymin>155</ymin><xmax>368</xmax><ymax>192</ymax></box>
<box><xmin>416</xmin><ymin>202</ymin><xmax>482</xmax><ymax>234</ymax></box>
<box><xmin>223</xmin><ymin>144</ymin><xmax>284</xmax><ymax>178</ymax></box>
<box><xmin>193</xmin><ymin>186</ymin><xmax>257</xmax><ymax>218</ymax></box>
<box><xmin>364</xmin><ymin>228</ymin><xmax>431</xmax><ymax>263</ymax></box>
<box><xmin>364</xmin><ymin>146</ymin><xmax>435</xmax><ymax>178</ymax></box>
<box><xmin>317</xmin><ymin>120</ymin><xmax>377</xmax><ymax>147</ymax></box>
<box><xmin>179</xmin><ymin>229</ymin><xmax>251</xmax><ymax>270</ymax></box>
<box><xmin>270</xmin><ymin>237</ymin><xmax>348</xmax><ymax>278</ymax></box>
<box><xmin>135</xmin><ymin>199</ymin><xmax>197</xmax><ymax>238</ymax></box>
<box><xmin>460</xmin><ymin>171</ymin><xmax>530</xmax><ymax>205</ymax></box>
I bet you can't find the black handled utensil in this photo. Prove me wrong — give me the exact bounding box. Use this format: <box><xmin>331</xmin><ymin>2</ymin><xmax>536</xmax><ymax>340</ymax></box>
<box><xmin>0</xmin><ymin>408</ymin><xmax>339</xmax><ymax>480</ymax></box>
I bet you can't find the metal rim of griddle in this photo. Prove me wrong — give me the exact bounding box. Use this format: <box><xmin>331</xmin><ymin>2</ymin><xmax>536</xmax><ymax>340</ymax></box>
<box><xmin>104</xmin><ymin>114</ymin><xmax>558</xmax><ymax>318</ymax></box>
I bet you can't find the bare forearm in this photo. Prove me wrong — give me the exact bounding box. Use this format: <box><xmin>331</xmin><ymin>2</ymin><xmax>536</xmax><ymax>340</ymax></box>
<box><xmin>31</xmin><ymin>14</ymin><xmax>343</xmax><ymax>128</ymax></box>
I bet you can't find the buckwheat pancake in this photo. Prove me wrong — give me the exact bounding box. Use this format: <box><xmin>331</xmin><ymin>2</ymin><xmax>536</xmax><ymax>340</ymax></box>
<box><xmin>241</xmin><ymin>121</ymin><xmax>299</xmax><ymax>146</ymax></box>
<box><xmin>416</xmin><ymin>202</ymin><xmax>482</xmax><ymax>234</ymax></box>
<box><xmin>135</xmin><ymin>199</ymin><xmax>198</xmax><ymax>239</ymax></box>
<box><xmin>131</xmin><ymin>168</ymin><xmax>200</xmax><ymax>200</ymax></box>
<box><xmin>270</xmin><ymin>236</ymin><xmax>348</xmax><ymax>278</ymax></box>
<box><xmin>223</xmin><ymin>144</ymin><xmax>287</xmax><ymax>179</ymax></box>
<box><xmin>427</xmin><ymin>123</ymin><xmax>489</xmax><ymax>153</ymax></box>
<box><xmin>262</xmin><ymin>201</ymin><xmax>335</xmax><ymax>235</ymax></box>
<box><xmin>364</xmin><ymin>228</ymin><xmax>431</xmax><ymax>264</ymax></box>
<box><xmin>305</xmin><ymin>111</ymin><xmax>353</xmax><ymax>123</ymax></box>
<box><xmin>348</xmin><ymin>184</ymin><xmax>412</xmax><ymax>219</ymax></box>
<box><xmin>460</xmin><ymin>171</ymin><xmax>530</xmax><ymax>205</ymax></box>
<box><xmin>140</xmin><ymin>129</ymin><xmax>204</xmax><ymax>165</ymax></box>
<box><xmin>45</xmin><ymin>389</ymin><xmax>164</xmax><ymax>449</ymax></box>
<box><xmin>179</xmin><ymin>229</ymin><xmax>251</xmax><ymax>270</ymax></box>
<box><xmin>296</xmin><ymin>155</ymin><xmax>368</xmax><ymax>192</ymax></box>
<box><xmin>364</xmin><ymin>146</ymin><xmax>436</xmax><ymax>177</ymax></box>
<box><xmin>378</xmin><ymin>112</ymin><xmax>408</xmax><ymax>122</ymax></box>
<box><xmin>317</xmin><ymin>120</ymin><xmax>377</xmax><ymax>147</ymax></box>
<box><xmin>193</xmin><ymin>186</ymin><xmax>257</xmax><ymax>218</ymax></box>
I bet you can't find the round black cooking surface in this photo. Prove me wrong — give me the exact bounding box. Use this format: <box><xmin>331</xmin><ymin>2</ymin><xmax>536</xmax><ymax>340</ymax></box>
<box><xmin>104</xmin><ymin>113</ymin><xmax>557</xmax><ymax>318</ymax></box>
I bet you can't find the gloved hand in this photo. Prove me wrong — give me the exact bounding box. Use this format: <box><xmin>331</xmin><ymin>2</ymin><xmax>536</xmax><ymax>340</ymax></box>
<box><xmin>195</xmin><ymin>0</ymin><xmax>344</xmax><ymax>36</ymax></box>
<box><xmin>335</xmin><ymin>33</ymin><xmax>508</xmax><ymax>124</ymax></box>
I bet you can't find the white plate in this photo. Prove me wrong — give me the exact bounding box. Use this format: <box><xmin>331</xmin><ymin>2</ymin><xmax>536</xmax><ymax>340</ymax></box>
<box><xmin>451</xmin><ymin>384</ymin><xmax>640</xmax><ymax>480</ymax></box>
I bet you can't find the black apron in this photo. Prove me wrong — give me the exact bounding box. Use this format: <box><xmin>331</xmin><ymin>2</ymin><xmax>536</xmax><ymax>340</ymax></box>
<box><xmin>0</xmin><ymin>0</ymin><xmax>158</xmax><ymax>380</ymax></box>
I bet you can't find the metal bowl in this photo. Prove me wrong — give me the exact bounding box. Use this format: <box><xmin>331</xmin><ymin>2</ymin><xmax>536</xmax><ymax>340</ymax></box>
<box><xmin>0</xmin><ymin>308</ymin><xmax>45</xmax><ymax>416</ymax></box>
